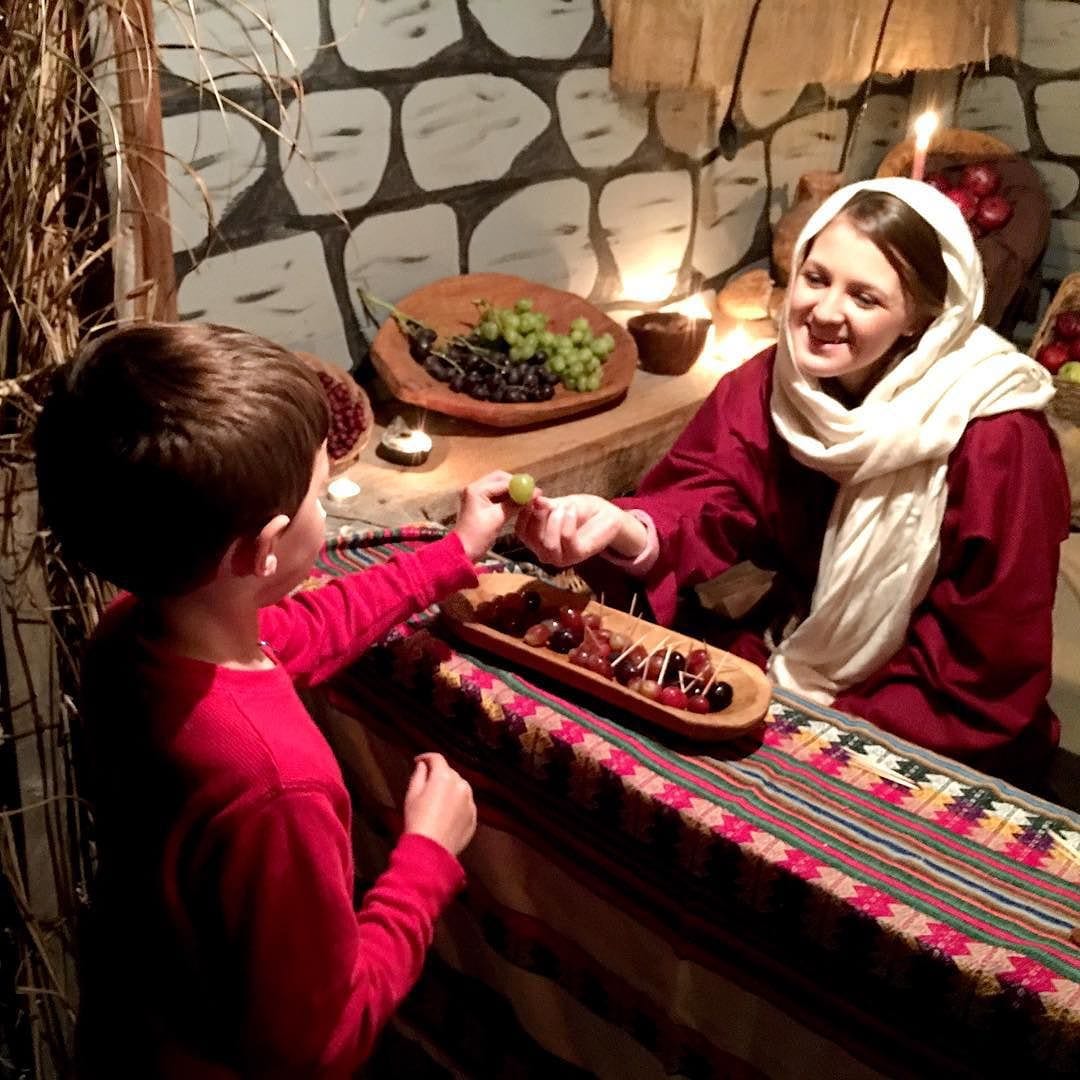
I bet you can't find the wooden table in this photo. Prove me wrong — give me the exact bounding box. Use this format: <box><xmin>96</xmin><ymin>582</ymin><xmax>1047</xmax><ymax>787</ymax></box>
<box><xmin>325</xmin><ymin>353</ymin><xmax>745</xmax><ymax>530</ymax></box>
<box><xmin>313</xmin><ymin>530</ymin><xmax>1080</xmax><ymax>1080</ymax></box>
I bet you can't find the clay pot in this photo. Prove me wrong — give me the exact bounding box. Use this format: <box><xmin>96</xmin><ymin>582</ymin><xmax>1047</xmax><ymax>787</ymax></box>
<box><xmin>628</xmin><ymin>313</ymin><xmax>710</xmax><ymax>375</ymax></box>
<box><xmin>771</xmin><ymin>171</ymin><xmax>845</xmax><ymax>284</ymax></box>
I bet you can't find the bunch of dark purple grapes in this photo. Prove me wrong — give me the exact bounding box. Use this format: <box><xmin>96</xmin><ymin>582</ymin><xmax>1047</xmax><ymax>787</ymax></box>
<box><xmin>405</xmin><ymin>322</ymin><xmax>561</xmax><ymax>404</ymax></box>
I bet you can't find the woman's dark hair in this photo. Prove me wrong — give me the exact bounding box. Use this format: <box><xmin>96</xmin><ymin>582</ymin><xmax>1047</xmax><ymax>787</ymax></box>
<box><xmin>833</xmin><ymin>190</ymin><xmax>950</xmax><ymax>324</ymax></box>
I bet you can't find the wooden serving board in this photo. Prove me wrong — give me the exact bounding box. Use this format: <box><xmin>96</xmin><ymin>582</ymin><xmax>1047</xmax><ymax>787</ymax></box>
<box><xmin>441</xmin><ymin>573</ymin><xmax>771</xmax><ymax>741</ymax></box>
<box><xmin>370</xmin><ymin>273</ymin><xmax>637</xmax><ymax>428</ymax></box>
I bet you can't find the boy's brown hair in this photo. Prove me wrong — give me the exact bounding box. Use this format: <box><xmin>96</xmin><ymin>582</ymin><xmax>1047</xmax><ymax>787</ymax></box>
<box><xmin>34</xmin><ymin>322</ymin><xmax>330</xmax><ymax>597</ymax></box>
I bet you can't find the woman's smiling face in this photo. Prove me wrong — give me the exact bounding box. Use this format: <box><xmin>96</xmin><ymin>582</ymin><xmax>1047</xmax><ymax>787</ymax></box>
<box><xmin>787</xmin><ymin>215</ymin><xmax>918</xmax><ymax>399</ymax></box>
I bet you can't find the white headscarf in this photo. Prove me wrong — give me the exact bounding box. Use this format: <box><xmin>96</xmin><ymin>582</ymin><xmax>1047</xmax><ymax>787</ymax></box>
<box><xmin>768</xmin><ymin>177</ymin><xmax>1053</xmax><ymax>703</ymax></box>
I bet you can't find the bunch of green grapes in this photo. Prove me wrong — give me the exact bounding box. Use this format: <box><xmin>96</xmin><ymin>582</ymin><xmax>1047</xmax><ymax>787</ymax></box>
<box><xmin>475</xmin><ymin>298</ymin><xmax>616</xmax><ymax>394</ymax></box>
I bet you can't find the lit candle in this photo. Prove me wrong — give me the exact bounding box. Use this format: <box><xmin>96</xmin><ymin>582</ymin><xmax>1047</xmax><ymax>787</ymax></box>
<box><xmin>910</xmin><ymin>110</ymin><xmax>939</xmax><ymax>183</ymax></box>
<box><xmin>378</xmin><ymin>416</ymin><xmax>433</xmax><ymax>467</ymax></box>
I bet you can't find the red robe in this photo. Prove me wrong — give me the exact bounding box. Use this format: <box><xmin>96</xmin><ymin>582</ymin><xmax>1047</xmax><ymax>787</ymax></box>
<box><xmin>617</xmin><ymin>348</ymin><xmax>1070</xmax><ymax>784</ymax></box>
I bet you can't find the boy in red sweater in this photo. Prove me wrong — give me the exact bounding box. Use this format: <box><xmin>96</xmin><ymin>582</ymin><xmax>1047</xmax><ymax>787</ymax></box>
<box><xmin>34</xmin><ymin>322</ymin><xmax>519</xmax><ymax>1077</ymax></box>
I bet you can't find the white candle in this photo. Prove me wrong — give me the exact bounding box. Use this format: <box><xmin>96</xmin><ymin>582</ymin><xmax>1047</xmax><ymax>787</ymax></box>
<box><xmin>911</xmin><ymin>111</ymin><xmax>939</xmax><ymax>182</ymax></box>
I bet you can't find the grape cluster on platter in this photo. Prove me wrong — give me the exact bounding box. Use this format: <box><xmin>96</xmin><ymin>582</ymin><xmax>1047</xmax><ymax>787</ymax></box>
<box><xmin>361</xmin><ymin>292</ymin><xmax>615</xmax><ymax>407</ymax></box>
<box><xmin>476</xmin><ymin>586</ymin><xmax>734</xmax><ymax>715</ymax></box>
<box><xmin>313</xmin><ymin>369</ymin><xmax>369</xmax><ymax>462</ymax></box>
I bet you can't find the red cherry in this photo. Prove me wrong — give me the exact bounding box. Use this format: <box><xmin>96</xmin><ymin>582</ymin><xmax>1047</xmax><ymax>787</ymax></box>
<box><xmin>1037</xmin><ymin>342</ymin><xmax>1070</xmax><ymax>375</ymax></box>
<box><xmin>1069</xmin><ymin>339</ymin><xmax>1080</xmax><ymax>363</ymax></box>
<box><xmin>686</xmin><ymin>695</ymin><xmax>712</xmax><ymax>714</ymax></box>
<box><xmin>960</xmin><ymin>162</ymin><xmax>1001</xmax><ymax>198</ymax></box>
<box><xmin>658</xmin><ymin>686</ymin><xmax>689</xmax><ymax>710</ymax></box>
<box><xmin>974</xmin><ymin>194</ymin><xmax>1013</xmax><ymax>234</ymax></box>
<box><xmin>944</xmin><ymin>187</ymin><xmax>979</xmax><ymax>222</ymax></box>
<box><xmin>1055</xmin><ymin>311</ymin><xmax>1080</xmax><ymax>339</ymax></box>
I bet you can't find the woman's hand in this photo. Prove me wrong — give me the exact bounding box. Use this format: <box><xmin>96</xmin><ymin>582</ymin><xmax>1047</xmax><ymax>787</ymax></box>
<box><xmin>403</xmin><ymin>753</ymin><xmax>477</xmax><ymax>857</ymax></box>
<box><xmin>515</xmin><ymin>493</ymin><xmax>648</xmax><ymax>567</ymax></box>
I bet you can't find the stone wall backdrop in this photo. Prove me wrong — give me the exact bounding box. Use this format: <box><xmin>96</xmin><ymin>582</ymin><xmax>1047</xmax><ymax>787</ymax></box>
<box><xmin>158</xmin><ymin>0</ymin><xmax>1080</xmax><ymax>373</ymax></box>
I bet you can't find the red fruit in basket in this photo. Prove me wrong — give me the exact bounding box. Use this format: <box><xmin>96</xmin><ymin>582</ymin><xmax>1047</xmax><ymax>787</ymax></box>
<box><xmin>945</xmin><ymin>187</ymin><xmax>979</xmax><ymax>222</ymax></box>
<box><xmin>1037</xmin><ymin>342</ymin><xmax>1071</xmax><ymax>375</ymax></box>
<box><xmin>1069</xmin><ymin>339</ymin><xmax>1080</xmax><ymax>363</ymax></box>
<box><xmin>686</xmin><ymin>694</ymin><xmax>712</xmax><ymax>714</ymax></box>
<box><xmin>924</xmin><ymin>172</ymin><xmax>953</xmax><ymax>194</ymax></box>
<box><xmin>1055</xmin><ymin>311</ymin><xmax>1080</xmax><ymax>339</ymax></box>
<box><xmin>974</xmin><ymin>194</ymin><xmax>1013</xmax><ymax>233</ymax></box>
<box><xmin>960</xmin><ymin>162</ymin><xmax>1001</xmax><ymax>198</ymax></box>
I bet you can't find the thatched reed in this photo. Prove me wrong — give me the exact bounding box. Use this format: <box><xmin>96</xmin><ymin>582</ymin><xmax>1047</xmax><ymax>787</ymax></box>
<box><xmin>1</xmin><ymin>4</ymin><xmax>307</xmax><ymax>1073</ymax></box>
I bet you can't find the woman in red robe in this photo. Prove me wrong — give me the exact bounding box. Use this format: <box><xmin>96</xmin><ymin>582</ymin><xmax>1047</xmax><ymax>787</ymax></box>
<box><xmin>517</xmin><ymin>178</ymin><xmax>1070</xmax><ymax>786</ymax></box>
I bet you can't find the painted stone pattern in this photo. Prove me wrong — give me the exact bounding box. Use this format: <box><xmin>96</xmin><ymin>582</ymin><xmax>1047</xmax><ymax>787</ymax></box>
<box><xmin>160</xmin><ymin>0</ymin><xmax>1080</xmax><ymax>370</ymax></box>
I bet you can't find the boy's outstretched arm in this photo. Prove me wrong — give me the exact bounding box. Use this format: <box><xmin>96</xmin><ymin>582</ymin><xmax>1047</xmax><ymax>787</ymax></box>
<box><xmin>262</xmin><ymin>472</ymin><xmax>519</xmax><ymax>684</ymax></box>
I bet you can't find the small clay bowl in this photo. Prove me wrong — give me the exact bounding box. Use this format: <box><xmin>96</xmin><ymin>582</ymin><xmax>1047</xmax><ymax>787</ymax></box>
<box><xmin>627</xmin><ymin>313</ymin><xmax>710</xmax><ymax>375</ymax></box>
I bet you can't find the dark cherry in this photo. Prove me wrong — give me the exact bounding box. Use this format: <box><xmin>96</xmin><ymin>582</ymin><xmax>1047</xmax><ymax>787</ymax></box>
<box><xmin>521</xmin><ymin>589</ymin><xmax>543</xmax><ymax>615</ymax></box>
<box><xmin>548</xmin><ymin>628</ymin><xmax>577</xmax><ymax>654</ymax></box>
<box><xmin>707</xmin><ymin>681</ymin><xmax>734</xmax><ymax>712</ymax></box>
<box><xmin>613</xmin><ymin>655</ymin><xmax>645</xmax><ymax>685</ymax></box>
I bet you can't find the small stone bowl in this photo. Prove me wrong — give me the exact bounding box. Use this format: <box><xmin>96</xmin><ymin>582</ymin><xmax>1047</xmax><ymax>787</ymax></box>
<box><xmin>627</xmin><ymin>313</ymin><xmax>711</xmax><ymax>375</ymax></box>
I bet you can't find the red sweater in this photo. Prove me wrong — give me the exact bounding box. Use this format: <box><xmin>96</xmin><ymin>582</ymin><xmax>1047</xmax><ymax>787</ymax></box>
<box><xmin>76</xmin><ymin>534</ymin><xmax>478</xmax><ymax>1078</ymax></box>
<box><xmin>618</xmin><ymin>348</ymin><xmax>1070</xmax><ymax>783</ymax></box>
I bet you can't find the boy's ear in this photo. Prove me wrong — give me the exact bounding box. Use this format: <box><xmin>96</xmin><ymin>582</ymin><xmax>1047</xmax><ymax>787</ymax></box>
<box><xmin>253</xmin><ymin>514</ymin><xmax>291</xmax><ymax>578</ymax></box>
<box><xmin>228</xmin><ymin>514</ymin><xmax>291</xmax><ymax>579</ymax></box>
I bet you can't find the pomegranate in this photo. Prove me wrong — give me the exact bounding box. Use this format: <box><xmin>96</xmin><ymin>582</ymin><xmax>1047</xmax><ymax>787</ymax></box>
<box><xmin>1037</xmin><ymin>341</ymin><xmax>1070</xmax><ymax>375</ymax></box>
<box><xmin>944</xmin><ymin>187</ymin><xmax>979</xmax><ymax>222</ymax></box>
<box><xmin>974</xmin><ymin>194</ymin><xmax>1013</xmax><ymax>234</ymax></box>
<box><xmin>1054</xmin><ymin>311</ymin><xmax>1080</xmax><ymax>339</ymax></box>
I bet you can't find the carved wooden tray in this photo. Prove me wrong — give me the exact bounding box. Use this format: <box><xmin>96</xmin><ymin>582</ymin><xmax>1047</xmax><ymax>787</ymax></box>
<box><xmin>370</xmin><ymin>273</ymin><xmax>637</xmax><ymax>428</ymax></box>
<box><xmin>441</xmin><ymin>573</ymin><xmax>771</xmax><ymax>741</ymax></box>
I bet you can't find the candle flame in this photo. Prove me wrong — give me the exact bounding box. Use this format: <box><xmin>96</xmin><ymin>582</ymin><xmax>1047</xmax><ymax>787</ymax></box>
<box><xmin>913</xmin><ymin>110</ymin><xmax>938</xmax><ymax>151</ymax></box>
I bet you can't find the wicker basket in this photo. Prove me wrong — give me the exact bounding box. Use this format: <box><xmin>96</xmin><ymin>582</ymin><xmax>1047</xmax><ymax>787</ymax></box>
<box><xmin>296</xmin><ymin>351</ymin><xmax>374</xmax><ymax>475</ymax></box>
<box><xmin>1028</xmin><ymin>272</ymin><xmax>1080</xmax><ymax>425</ymax></box>
<box><xmin>876</xmin><ymin>127</ymin><xmax>1015</xmax><ymax>178</ymax></box>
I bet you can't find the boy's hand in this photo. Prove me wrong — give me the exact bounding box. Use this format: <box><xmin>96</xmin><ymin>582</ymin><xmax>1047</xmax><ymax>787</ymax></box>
<box><xmin>403</xmin><ymin>753</ymin><xmax>477</xmax><ymax>857</ymax></box>
<box><xmin>453</xmin><ymin>471</ymin><xmax>538</xmax><ymax>562</ymax></box>
<box><xmin>515</xmin><ymin>493</ymin><xmax>647</xmax><ymax>567</ymax></box>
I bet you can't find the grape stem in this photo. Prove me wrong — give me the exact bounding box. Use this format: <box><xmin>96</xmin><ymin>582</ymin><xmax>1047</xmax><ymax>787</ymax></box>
<box><xmin>357</xmin><ymin>289</ymin><xmax>432</xmax><ymax>334</ymax></box>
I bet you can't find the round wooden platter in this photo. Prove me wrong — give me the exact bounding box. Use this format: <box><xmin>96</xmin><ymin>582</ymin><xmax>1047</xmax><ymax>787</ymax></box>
<box><xmin>369</xmin><ymin>273</ymin><xmax>638</xmax><ymax>428</ymax></box>
<box><xmin>441</xmin><ymin>573</ymin><xmax>771</xmax><ymax>742</ymax></box>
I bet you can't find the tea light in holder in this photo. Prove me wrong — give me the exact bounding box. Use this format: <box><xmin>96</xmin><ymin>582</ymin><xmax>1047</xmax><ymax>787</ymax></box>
<box><xmin>910</xmin><ymin>110</ymin><xmax>939</xmax><ymax>183</ymax></box>
<box><xmin>378</xmin><ymin>416</ymin><xmax>433</xmax><ymax>467</ymax></box>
